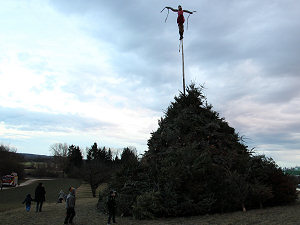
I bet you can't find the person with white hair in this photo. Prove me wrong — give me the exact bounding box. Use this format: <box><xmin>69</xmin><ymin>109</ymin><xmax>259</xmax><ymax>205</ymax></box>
<box><xmin>64</xmin><ymin>187</ymin><xmax>76</xmax><ymax>225</ymax></box>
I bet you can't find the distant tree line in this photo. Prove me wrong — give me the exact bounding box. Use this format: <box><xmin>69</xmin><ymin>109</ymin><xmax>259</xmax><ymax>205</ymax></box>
<box><xmin>0</xmin><ymin>145</ymin><xmax>24</xmax><ymax>180</ymax></box>
<box><xmin>283</xmin><ymin>167</ymin><xmax>300</xmax><ymax>176</ymax></box>
<box><xmin>50</xmin><ymin>142</ymin><xmax>139</xmax><ymax>197</ymax></box>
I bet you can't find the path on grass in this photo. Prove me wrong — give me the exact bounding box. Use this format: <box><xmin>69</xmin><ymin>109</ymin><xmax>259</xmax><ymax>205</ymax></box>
<box><xmin>19</xmin><ymin>178</ymin><xmax>55</xmax><ymax>187</ymax></box>
<box><xmin>1</xmin><ymin>178</ymin><xmax>54</xmax><ymax>190</ymax></box>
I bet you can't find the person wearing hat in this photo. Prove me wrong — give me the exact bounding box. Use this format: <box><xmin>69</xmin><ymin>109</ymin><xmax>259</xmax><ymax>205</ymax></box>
<box><xmin>64</xmin><ymin>187</ymin><xmax>76</xmax><ymax>225</ymax></box>
<box><xmin>166</xmin><ymin>5</ymin><xmax>194</xmax><ymax>40</ymax></box>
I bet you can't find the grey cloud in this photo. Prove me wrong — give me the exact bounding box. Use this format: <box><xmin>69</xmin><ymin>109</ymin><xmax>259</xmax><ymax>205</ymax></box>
<box><xmin>47</xmin><ymin>0</ymin><xmax>300</xmax><ymax>73</ymax></box>
<box><xmin>44</xmin><ymin>0</ymin><xmax>300</xmax><ymax>165</ymax></box>
<box><xmin>0</xmin><ymin>106</ymin><xmax>111</xmax><ymax>132</ymax></box>
<box><xmin>254</xmin><ymin>79</ymin><xmax>300</xmax><ymax>104</ymax></box>
<box><xmin>50</xmin><ymin>0</ymin><xmax>300</xmax><ymax>102</ymax></box>
<box><xmin>191</xmin><ymin>1</ymin><xmax>300</xmax><ymax>77</ymax></box>
<box><xmin>247</xmin><ymin>131</ymin><xmax>300</xmax><ymax>154</ymax></box>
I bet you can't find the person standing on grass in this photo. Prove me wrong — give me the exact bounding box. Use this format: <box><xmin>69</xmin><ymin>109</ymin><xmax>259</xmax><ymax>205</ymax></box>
<box><xmin>64</xmin><ymin>187</ymin><xmax>76</xmax><ymax>225</ymax></box>
<box><xmin>35</xmin><ymin>182</ymin><xmax>46</xmax><ymax>212</ymax></box>
<box><xmin>22</xmin><ymin>194</ymin><xmax>33</xmax><ymax>212</ymax></box>
<box><xmin>107</xmin><ymin>191</ymin><xmax>117</xmax><ymax>225</ymax></box>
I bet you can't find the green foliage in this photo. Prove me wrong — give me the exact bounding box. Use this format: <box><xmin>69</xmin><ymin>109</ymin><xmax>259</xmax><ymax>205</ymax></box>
<box><xmin>249</xmin><ymin>181</ymin><xmax>273</xmax><ymax>208</ymax></box>
<box><xmin>85</xmin><ymin>143</ymin><xmax>115</xmax><ymax>197</ymax></box>
<box><xmin>108</xmin><ymin>84</ymin><xmax>297</xmax><ymax>218</ymax></box>
<box><xmin>0</xmin><ymin>145</ymin><xmax>24</xmax><ymax>180</ymax></box>
<box><xmin>284</xmin><ymin>167</ymin><xmax>300</xmax><ymax>176</ymax></box>
<box><xmin>87</xmin><ymin>143</ymin><xmax>111</xmax><ymax>162</ymax></box>
<box><xmin>65</xmin><ymin>145</ymin><xmax>83</xmax><ymax>178</ymax></box>
<box><xmin>133</xmin><ymin>191</ymin><xmax>163</xmax><ymax>219</ymax></box>
<box><xmin>67</xmin><ymin>145</ymin><xmax>83</xmax><ymax>168</ymax></box>
<box><xmin>120</xmin><ymin>147</ymin><xmax>138</xmax><ymax>165</ymax></box>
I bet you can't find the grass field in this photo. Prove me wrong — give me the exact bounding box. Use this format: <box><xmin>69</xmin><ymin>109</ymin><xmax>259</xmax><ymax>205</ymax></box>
<box><xmin>1</xmin><ymin>182</ymin><xmax>300</xmax><ymax>225</ymax></box>
<box><xmin>0</xmin><ymin>178</ymin><xmax>81</xmax><ymax>212</ymax></box>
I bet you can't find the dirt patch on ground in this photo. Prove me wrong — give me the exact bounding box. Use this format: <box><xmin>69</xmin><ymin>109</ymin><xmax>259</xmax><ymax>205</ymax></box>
<box><xmin>1</xmin><ymin>178</ymin><xmax>55</xmax><ymax>190</ymax></box>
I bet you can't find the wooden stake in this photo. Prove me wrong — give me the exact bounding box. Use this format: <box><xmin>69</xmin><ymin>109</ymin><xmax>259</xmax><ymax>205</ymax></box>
<box><xmin>181</xmin><ymin>39</ymin><xmax>186</xmax><ymax>95</ymax></box>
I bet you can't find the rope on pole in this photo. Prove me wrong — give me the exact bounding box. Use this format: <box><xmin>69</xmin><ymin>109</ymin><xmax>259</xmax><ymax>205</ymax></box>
<box><xmin>160</xmin><ymin>7</ymin><xmax>170</xmax><ymax>23</ymax></box>
<box><xmin>187</xmin><ymin>14</ymin><xmax>191</xmax><ymax>30</ymax></box>
<box><xmin>186</xmin><ymin>11</ymin><xmax>196</xmax><ymax>30</ymax></box>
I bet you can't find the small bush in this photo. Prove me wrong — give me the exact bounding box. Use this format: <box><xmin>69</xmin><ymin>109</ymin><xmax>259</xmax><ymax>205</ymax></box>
<box><xmin>97</xmin><ymin>186</ymin><xmax>109</xmax><ymax>213</ymax></box>
<box><xmin>133</xmin><ymin>192</ymin><xmax>163</xmax><ymax>219</ymax></box>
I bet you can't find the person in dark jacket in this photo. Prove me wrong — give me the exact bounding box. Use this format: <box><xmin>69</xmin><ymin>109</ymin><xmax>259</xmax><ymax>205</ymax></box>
<box><xmin>22</xmin><ymin>194</ymin><xmax>33</xmax><ymax>212</ymax></box>
<box><xmin>64</xmin><ymin>187</ymin><xmax>76</xmax><ymax>225</ymax></box>
<box><xmin>107</xmin><ymin>191</ymin><xmax>117</xmax><ymax>225</ymax></box>
<box><xmin>35</xmin><ymin>182</ymin><xmax>46</xmax><ymax>212</ymax></box>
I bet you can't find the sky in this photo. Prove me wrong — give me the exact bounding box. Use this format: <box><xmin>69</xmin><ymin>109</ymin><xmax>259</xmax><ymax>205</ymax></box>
<box><xmin>0</xmin><ymin>0</ymin><xmax>299</xmax><ymax>167</ymax></box>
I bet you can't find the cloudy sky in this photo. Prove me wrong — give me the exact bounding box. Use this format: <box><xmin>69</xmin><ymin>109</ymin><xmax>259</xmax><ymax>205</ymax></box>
<box><xmin>0</xmin><ymin>0</ymin><xmax>299</xmax><ymax>167</ymax></box>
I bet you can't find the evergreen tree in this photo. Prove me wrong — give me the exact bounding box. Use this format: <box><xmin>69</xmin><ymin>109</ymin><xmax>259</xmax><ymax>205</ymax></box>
<box><xmin>87</xmin><ymin>142</ymin><xmax>98</xmax><ymax>161</ymax></box>
<box><xmin>109</xmin><ymin>84</ymin><xmax>297</xmax><ymax>219</ymax></box>
<box><xmin>67</xmin><ymin>145</ymin><xmax>83</xmax><ymax>168</ymax></box>
<box><xmin>108</xmin><ymin>148</ymin><xmax>112</xmax><ymax>161</ymax></box>
<box><xmin>65</xmin><ymin>145</ymin><xmax>83</xmax><ymax>177</ymax></box>
<box><xmin>120</xmin><ymin>147</ymin><xmax>138</xmax><ymax>165</ymax></box>
<box><xmin>85</xmin><ymin>142</ymin><xmax>113</xmax><ymax>197</ymax></box>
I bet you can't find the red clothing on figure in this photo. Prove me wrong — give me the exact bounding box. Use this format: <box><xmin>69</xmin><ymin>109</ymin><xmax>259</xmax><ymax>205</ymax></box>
<box><xmin>177</xmin><ymin>10</ymin><xmax>185</xmax><ymax>25</ymax></box>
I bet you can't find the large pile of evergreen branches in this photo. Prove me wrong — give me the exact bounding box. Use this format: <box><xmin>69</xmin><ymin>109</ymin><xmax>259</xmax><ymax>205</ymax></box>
<box><xmin>108</xmin><ymin>84</ymin><xmax>297</xmax><ymax>219</ymax></box>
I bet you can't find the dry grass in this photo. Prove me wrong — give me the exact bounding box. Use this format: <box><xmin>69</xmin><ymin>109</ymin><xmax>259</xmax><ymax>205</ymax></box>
<box><xmin>1</xmin><ymin>183</ymin><xmax>300</xmax><ymax>225</ymax></box>
<box><xmin>0</xmin><ymin>178</ymin><xmax>81</xmax><ymax>212</ymax></box>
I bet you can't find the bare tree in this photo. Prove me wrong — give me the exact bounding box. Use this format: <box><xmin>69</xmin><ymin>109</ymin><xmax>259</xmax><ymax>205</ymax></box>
<box><xmin>50</xmin><ymin>143</ymin><xmax>68</xmax><ymax>177</ymax></box>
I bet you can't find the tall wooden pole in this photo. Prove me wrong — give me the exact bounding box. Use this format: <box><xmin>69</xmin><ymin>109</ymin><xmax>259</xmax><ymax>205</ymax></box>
<box><xmin>181</xmin><ymin>39</ymin><xmax>186</xmax><ymax>95</ymax></box>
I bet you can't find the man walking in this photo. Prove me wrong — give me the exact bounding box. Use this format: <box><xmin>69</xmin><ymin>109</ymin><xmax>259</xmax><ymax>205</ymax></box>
<box><xmin>64</xmin><ymin>187</ymin><xmax>76</xmax><ymax>225</ymax></box>
<box><xmin>34</xmin><ymin>182</ymin><xmax>46</xmax><ymax>212</ymax></box>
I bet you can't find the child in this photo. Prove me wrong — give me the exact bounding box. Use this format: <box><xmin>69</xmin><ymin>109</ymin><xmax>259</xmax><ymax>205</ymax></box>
<box><xmin>57</xmin><ymin>190</ymin><xmax>65</xmax><ymax>203</ymax></box>
<box><xmin>166</xmin><ymin>5</ymin><xmax>194</xmax><ymax>40</ymax></box>
<box><xmin>22</xmin><ymin>194</ymin><xmax>33</xmax><ymax>212</ymax></box>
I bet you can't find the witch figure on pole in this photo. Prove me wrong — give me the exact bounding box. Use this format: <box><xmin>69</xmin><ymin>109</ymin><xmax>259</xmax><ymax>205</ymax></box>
<box><xmin>161</xmin><ymin>5</ymin><xmax>195</xmax><ymax>95</ymax></box>
<box><xmin>165</xmin><ymin>5</ymin><xmax>194</xmax><ymax>40</ymax></box>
